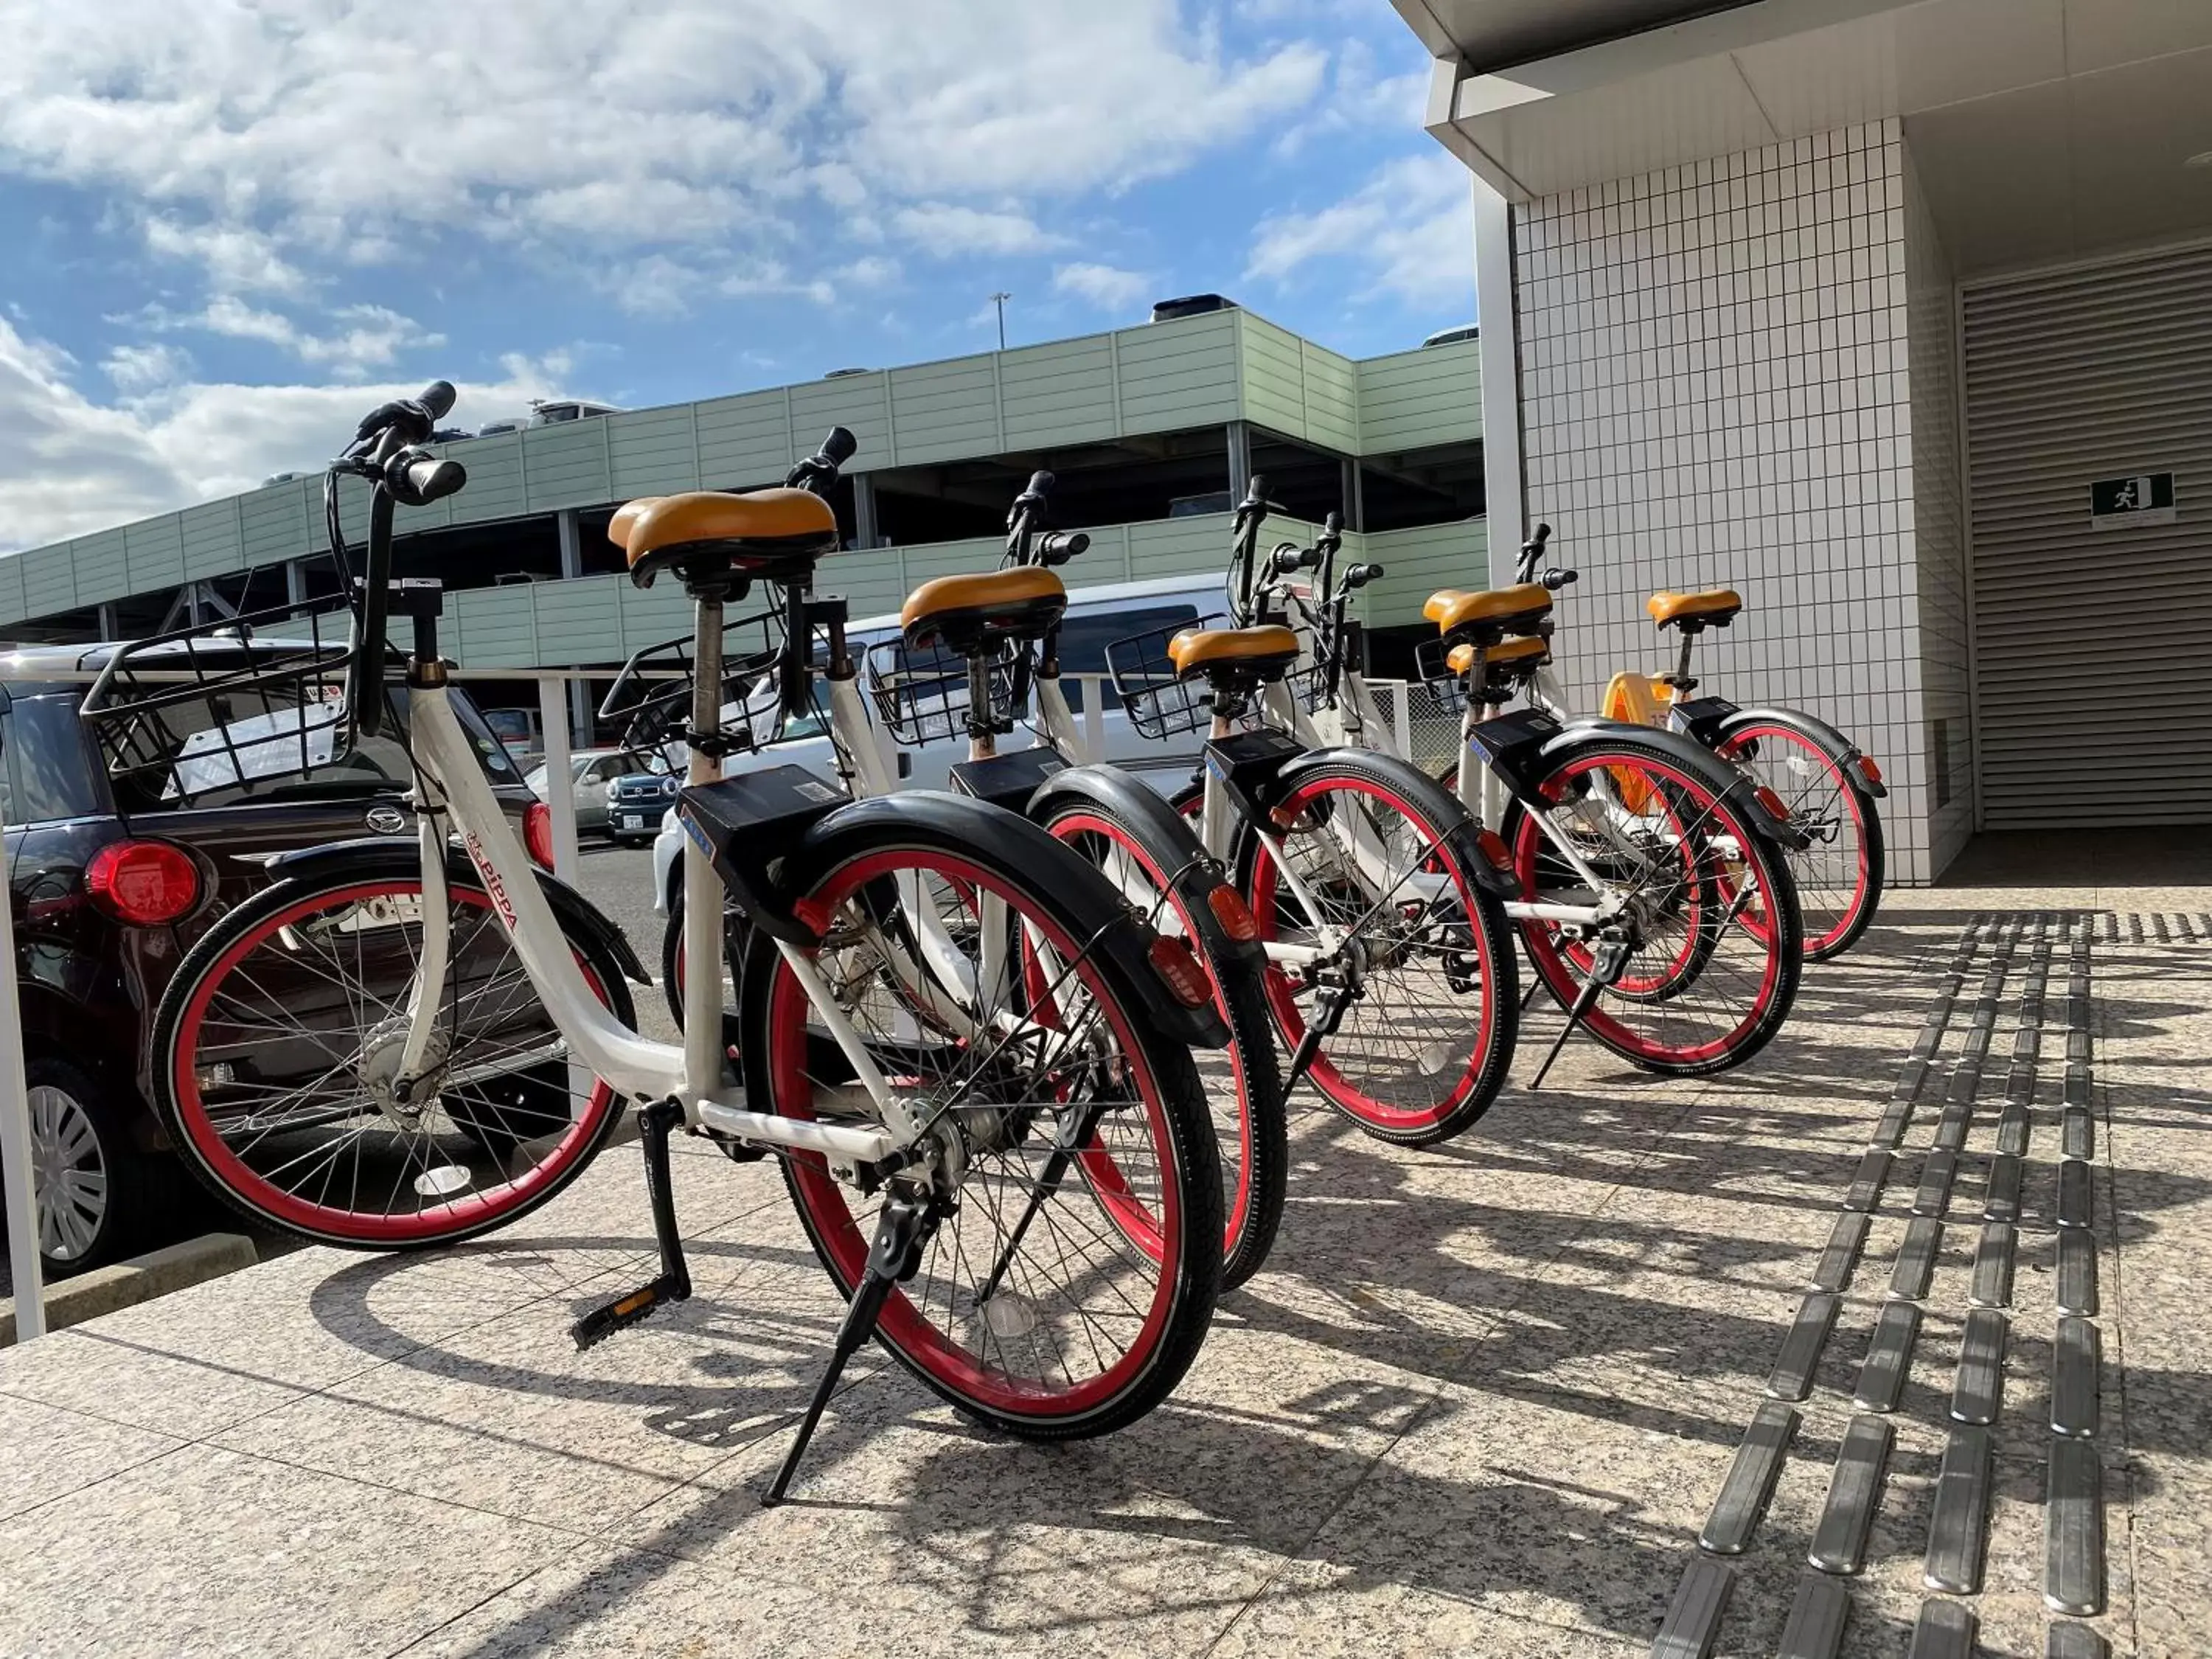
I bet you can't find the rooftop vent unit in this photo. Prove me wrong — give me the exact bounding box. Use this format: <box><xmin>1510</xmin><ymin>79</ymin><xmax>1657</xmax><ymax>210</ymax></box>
<box><xmin>823</xmin><ymin>367</ymin><xmax>872</xmax><ymax>379</ymax></box>
<box><xmin>1422</xmin><ymin>324</ymin><xmax>1480</xmax><ymax>348</ymax></box>
<box><xmin>1149</xmin><ymin>293</ymin><xmax>1237</xmax><ymax>323</ymax></box>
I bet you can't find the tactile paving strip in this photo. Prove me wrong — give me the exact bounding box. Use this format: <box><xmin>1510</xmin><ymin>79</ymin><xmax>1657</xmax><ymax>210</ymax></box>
<box><xmin>1652</xmin><ymin>913</ymin><xmax>2122</xmax><ymax>1656</ymax></box>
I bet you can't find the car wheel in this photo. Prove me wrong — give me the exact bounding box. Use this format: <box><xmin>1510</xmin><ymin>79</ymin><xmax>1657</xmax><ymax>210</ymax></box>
<box><xmin>18</xmin><ymin>1059</ymin><xmax>181</xmax><ymax>1277</ymax></box>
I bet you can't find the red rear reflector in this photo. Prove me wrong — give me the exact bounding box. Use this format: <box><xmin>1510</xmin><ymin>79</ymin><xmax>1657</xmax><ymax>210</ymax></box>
<box><xmin>86</xmin><ymin>840</ymin><xmax>201</xmax><ymax>926</ymax></box>
<box><xmin>1147</xmin><ymin>936</ymin><xmax>1213</xmax><ymax>1009</ymax></box>
<box><xmin>1856</xmin><ymin>754</ymin><xmax>1883</xmax><ymax>787</ymax></box>
<box><xmin>1475</xmin><ymin>829</ymin><xmax>1514</xmax><ymax>872</ymax></box>
<box><xmin>524</xmin><ymin>801</ymin><xmax>557</xmax><ymax>871</ymax></box>
<box><xmin>1752</xmin><ymin>785</ymin><xmax>1791</xmax><ymax>824</ymax></box>
<box><xmin>1207</xmin><ymin>884</ymin><xmax>1256</xmax><ymax>942</ymax></box>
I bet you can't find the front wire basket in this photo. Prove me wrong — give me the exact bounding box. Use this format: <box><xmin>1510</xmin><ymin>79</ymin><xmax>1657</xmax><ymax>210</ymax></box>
<box><xmin>864</xmin><ymin>635</ymin><xmax>1022</xmax><ymax>748</ymax></box>
<box><xmin>1411</xmin><ymin>633</ymin><xmax>1471</xmax><ymax>713</ymax></box>
<box><xmin>80</xmin><ymin>597</ymin><xmax>386</xmax><ymax>813</ymax></box>
<box><xmin>1105</xmin><ymin>613</ymin><xmax>1221</xmax><ymax>740</ymax></box>
<box><xmin>598</xmin><ymin>601</ymin><xmax>790</xmax><ymax>766</ymax></box>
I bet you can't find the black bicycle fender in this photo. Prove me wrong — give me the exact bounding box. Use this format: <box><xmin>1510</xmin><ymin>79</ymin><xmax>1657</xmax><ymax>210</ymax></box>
<box><xmin>777</xmin><ymin>792</ymin><xmax>1231</xmax><ymax>1049</ymax></box>
<box><xmin>260</xmin><ymin>838</ymin><xmax>651</xmax><ymax>984</ymax></box>
<box><xmin>1714</xmin><ymin>706</ymin><xmax>1887</xmax><ymax>798</ymax></box>
<box><xmin>1534</xmin><ymin>722</ymin><xmax>1809</xmax><ymax>851</ymax></box>
<box><xmin>1272</xmin><ymin>747</ymin><xmax>1521</xmax><ymax>901</ymax></box>
<box><xmin>1027</xmin><ymin>764</ymin><xmax>1265</xmax><ymax>972</ymax></box>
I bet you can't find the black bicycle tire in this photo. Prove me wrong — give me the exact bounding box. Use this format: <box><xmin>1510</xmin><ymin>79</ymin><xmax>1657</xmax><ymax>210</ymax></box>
<box><xmin>149</xmin><ymin>855</ymin><xmax>635</xmax><ymax>1249</ymax></box>
<box><xmin>1035</xmin><ymin>796</ymin><xmax>1287</xmax><ymax>1290</ymax></box>
<box><xmin>1508</xmin><ymin>731</ymin><xmax>1804</xmax><ymax>1075</ymax></box>
<box><xmin>1229</xmin><ymin>748</ymin><xmax>1520</xmax><ymax>1147</ymax></box>
<box><xmin>742</xmin><ymin>819</ymin><xmax>1222</xmax><ymax>1442</ymax></box>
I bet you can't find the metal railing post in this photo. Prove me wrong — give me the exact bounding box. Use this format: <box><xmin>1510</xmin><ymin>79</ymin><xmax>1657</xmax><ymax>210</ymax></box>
<box><xmin>0</xmin><ymin>855</ymin><xmax>47</xmax><ymax>1342</ymax></box>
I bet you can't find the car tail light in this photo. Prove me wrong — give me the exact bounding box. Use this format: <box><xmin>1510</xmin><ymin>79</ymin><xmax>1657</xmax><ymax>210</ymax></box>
<box><xmin>524</xmin><ymin>801</ymin><xmax>557</xmax><ymax>871</ymax></box>
<box><xmin>1752</xmin><ymin>784</ymin><xmax>1792</xmax><ymax>824</ymax></box>
<box><xmin>1147</xmin><ymin>936</ymin><xmax>1213</xmax><ymax>1009</ymax></box>
<box><xmin>1855</xmin><ymin>754</ymin><xmax>1883</xmax><ymax>787</ymax></box>
<box><xmin>86</xmin><ymin>840</ymin><xmax>201</xmax><ymax>925</ymax></box>
<box><xmin>1207</xmin><ymin>884</ymin><xmax>1256</xmax><ymax>941</ymax></box>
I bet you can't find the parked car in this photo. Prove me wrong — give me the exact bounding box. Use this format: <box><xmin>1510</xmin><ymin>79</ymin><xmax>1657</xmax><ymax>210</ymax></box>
<box><xmin>647</xmin><ymin>571</ymin><xmax>1217</xmax><ymax>917</ymax></box>
<box><xmin>0</xmin><ymin>642</ymin><xmax>538</xmax><ymax>1276</ymax></box>
<box><xmin>605</xmin><ymin>769</ymin><xmax>681</xmax><ymax>844</ymax></box>
<box><xmin>528</xmin><ymin>399</ymin><xmax>624</xmax><ymax>426</ymax></box>
<box><xmin>524</xmin><ymin>747</ymin><xmax>658</xmax><ymax>838</ymax></box>
<box><xmin>481</xmin><ymin>706</ymin><xmax>544</xmax><ymax>773</ymax></box>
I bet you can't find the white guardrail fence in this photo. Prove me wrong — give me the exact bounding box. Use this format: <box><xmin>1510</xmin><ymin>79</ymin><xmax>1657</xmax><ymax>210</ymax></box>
<box><xmin>2</xmin><ymin>664</ymin><xmax>1447</xmax><ymax>1338</ymax></box>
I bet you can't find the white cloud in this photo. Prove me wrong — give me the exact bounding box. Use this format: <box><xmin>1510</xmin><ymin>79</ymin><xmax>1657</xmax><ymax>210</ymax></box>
<box><xmin>142</xmin><ymin>297</ymin><xmax>443</xmax><ymax>378</ymax></box>
<box><xmin>1053</xmin><ymin>262</ymin><xmax>1153</xmax><ymax>313</ymax></box>
<box><xmin>1245</xmin><ymin>152</ymin><xmax>1475</xmax><ymax>308</ymax></box>
<box><xmin>0</xmin><ymin>317</ymin><xmax>566</xmax><ymax>553</ymax></box>
<box><xmin>142</xmin><ymin>218</ymin><xmax>309</xmax><ymax>298</ymax></box>
<box><xmin>102</xmin><ymin>341</ymin><xmax>193</xmax><ymax>394</ymax></box>
<box><xmin>0</xmin><ymin>1</ymin><xmax>1320</xmax><ymax>305</ymax></box>
<box><xmin>892</xmin><ymin>204</ymin><xmax>1068</xmax><ymax>257</ymax></box>
<box><xmin>835</xmin><ymin>255</ymin><xmax>902</xmax><ymax>289</ymax></box>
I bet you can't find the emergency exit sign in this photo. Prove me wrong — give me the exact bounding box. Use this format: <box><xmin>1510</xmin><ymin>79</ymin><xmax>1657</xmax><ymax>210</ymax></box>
<box><xmin>2090</xmin><ymin>473</ymin><xmax>2177</xmax><ymax>528</ymax></box>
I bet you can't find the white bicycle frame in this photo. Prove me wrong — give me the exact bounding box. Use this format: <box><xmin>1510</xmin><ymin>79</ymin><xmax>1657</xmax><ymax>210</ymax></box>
<box><xmin>384</xmin><ymin>597</ymin><xmax>937</xmax><ymax>1182</ymax></box>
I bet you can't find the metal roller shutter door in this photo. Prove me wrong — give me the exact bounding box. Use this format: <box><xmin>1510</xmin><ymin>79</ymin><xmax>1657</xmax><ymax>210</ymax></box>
<box><xmin>1964</xmin><ymin>243</ymin><xmax>2212</xmax><ymax>828</ymax></box>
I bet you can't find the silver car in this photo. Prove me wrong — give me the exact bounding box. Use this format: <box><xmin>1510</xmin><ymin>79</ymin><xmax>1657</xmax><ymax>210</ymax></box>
<box><xmin>524</xmin><ymin>747</ymin><xmax>656</xmax><ymax>836</ymax></box>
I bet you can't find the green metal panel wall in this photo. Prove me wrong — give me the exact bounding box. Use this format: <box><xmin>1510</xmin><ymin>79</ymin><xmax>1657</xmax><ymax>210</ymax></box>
<box><xmin>74</xmin><ymin>530</ymin><xmax>128</xmax><ymax>609</ymax></box>
<box><xmin>0</xmin><ymin>313</ymin><xmax>1483</xmax><ymax>633</ymax></box>
<box><xmin>180</xmin><ymin>500</ymin><xmax>240</xmax><ymax>582</ymax></box>
<box><xmin>1354</xmin><ymin>342</ymin><xmax>1481</xmax><ymax>453</ymax></box>
<box><xmin>607</xmin><ymin>406</ymin><xmax>701</xmax><ymax>498</ymax></box>
<box><xmin>1115</xmin><ymin>313</ymin><xmax>1241</xmax><ymax>434</ymax></box>
<box><xmin>123</xmin><ymin>517</ymin><xmax>185</xmax><ymax>597</ymax></box>
<box><xmin>1350</xmin><ymin>519</ymin><xmax>1487</xmax><ymax>627</ymax></box>
<box><xmin>695</xmin><ymin>389</ymin><xmax>796</xmax><ymax>488</ymax></box>
<box><xmin>888</xmin><ymin>356</ymin><xmax>1000</xmax><ymax>466</ymax></box>
<box><xmin>1000</xmin><ymin>335</ymin><xmax>1119</xmax><ymax>449</ymax></box>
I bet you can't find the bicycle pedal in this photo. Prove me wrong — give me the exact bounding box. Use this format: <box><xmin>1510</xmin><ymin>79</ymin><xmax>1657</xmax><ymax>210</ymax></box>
<box><xmin>571</xmin><ymin>1273</ymin><xmax>689</xmax><ymax>1350</ymax></box>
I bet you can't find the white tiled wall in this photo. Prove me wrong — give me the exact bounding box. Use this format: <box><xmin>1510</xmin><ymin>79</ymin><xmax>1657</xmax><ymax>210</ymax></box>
<box><xmin>1904</xmin><ymin>150</ymin><xmax>1971</xmax><ymax>875</ymax></box>
<box><xmin>1512</xmin><ymin>118</ymin><xmax>1962</xmax><ymax>883</ymax></box>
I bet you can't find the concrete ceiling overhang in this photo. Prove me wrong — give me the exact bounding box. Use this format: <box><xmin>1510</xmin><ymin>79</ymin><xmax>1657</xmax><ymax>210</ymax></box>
<box><xmin>1397</xmin><ymin>0</ymin><xmax>2212</xmax><ymax>276</ymax></box>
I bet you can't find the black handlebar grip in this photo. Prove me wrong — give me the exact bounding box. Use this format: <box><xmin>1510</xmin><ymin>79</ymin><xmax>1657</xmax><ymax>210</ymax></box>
<box><xmin>1324</xmin><ymin>509</ymin><xmax>1343</xmax><ymax>535</ymax></box>
<box><xmin>1040</xmin><ymin>529</ymin><xmax>1090</xmax><ymax>565</ymax></box>
<box><xmin>1523</xmin><ymin>522</ymin><xmax>1552</xmax><ymax>552</ymax></box>
<box><xmin>1243</xmin><ymin>473</ymin><xmax>1267</xmax><ymax>507</ymax></box>
<box><xmin>405</xmin><ymin>456</ymin><xmax>467</xmax><ymax>505</ymax></box>
<box><xmin>1344</xmin><ymin>562</ymin><xmax>1383</xmax><ymax>587</ymax></box>
<box><xmin>417</xmin><ymin>381</ymin><xmax>457</xmax><ymax>421</ymax></box>
<box><xmin>818</xmin><ymin>426</ymin><xmax>858</xmax><ymax>465</ymax></box>
<box><xmin>1026</xmin><ymin>470</ymin><xmax>1054</xmax><ymax>498</ymax></box>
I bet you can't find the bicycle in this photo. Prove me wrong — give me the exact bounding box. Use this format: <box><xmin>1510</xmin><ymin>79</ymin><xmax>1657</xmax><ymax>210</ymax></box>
<box><xmin>645</xmin><ymin>462</ymin><xmax>1288</xmax><ymax>1288</ymax></box>
<box><xmin>1219</xmin><ymin>483</ymin><xmax>1808</xmax><ymax>1082</ymax></box>
<box><xmin>1106</xmin><ymin>516</ymin><xmax>1526</xmax><ymax>1148</ymax></box>
<box><xmin>1463</xmin><ymin>525</ymin><xmax>1886</xmax><ymax>960</ymax></box>
<box><xmin>144</xmin><ymin>385</ymin><xmax>1230</xmax><ymax>1500</ymax></box>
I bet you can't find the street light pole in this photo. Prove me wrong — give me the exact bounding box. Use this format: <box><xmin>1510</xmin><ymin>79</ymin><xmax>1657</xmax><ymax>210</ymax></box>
<box><xmin>990</xmin><ymin>291</ymin><xmax>1012</xmax><ymax>351</ymax></box>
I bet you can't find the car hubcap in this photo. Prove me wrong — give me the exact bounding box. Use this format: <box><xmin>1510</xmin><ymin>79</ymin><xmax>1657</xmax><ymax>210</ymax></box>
<box><xmin>28</xmin><ymin>1085</ymin><xmax>106</xmax><ymax>1262</ymax></box>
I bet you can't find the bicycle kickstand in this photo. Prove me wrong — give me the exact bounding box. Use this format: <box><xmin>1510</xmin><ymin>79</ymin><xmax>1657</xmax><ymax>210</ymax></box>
<box><xmin>1528</xmin><ymin>936</ymin><xmax>1633</xmax><ymax>1091</ymax></box>
<box><xmin>763</xmin><ymin>1190</ymin><xmax>941</xmax><ymax>1507</ymax></box>
<box><xmin>1284</xmin><ymin>978</ymin><xmax>1359</xmax><ymax>1093</ymax></box>
<box><xmin>571</xmin><ymin>1098</ymin><xmax>694</xmax><ymax>1349</ymax></box>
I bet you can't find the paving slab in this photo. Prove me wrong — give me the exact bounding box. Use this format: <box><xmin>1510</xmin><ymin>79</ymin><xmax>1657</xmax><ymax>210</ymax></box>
<box><xmin>0</xmin><ymin>889</ymin><xmax>2202</xmax><ymax>1656</ymax></box>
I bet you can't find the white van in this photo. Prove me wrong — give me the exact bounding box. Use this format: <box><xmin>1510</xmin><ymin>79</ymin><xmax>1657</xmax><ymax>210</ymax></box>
<box><xmin>647</xmin><ymin>570</ymin><xmax>1222</xmax><ymax>914</ymax></box>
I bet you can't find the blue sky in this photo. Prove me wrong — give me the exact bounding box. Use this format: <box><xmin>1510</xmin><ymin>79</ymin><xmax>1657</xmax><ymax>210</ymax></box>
<box><xmin>0</xmin><ymin>1</ymin><xmax>1472</xmax><ymax>552</ymax></box>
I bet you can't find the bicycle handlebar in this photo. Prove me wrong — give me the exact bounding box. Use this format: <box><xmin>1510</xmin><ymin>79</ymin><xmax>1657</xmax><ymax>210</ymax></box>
<box><xmin>787</xmin><ymin>426</ymin><xmax>856</xmax><ymax>493</ymax></box>
<box><xmin>1037</xmin><ymin>529</ymin><xmax>1088</xmax><ymax>566</ymax></box>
